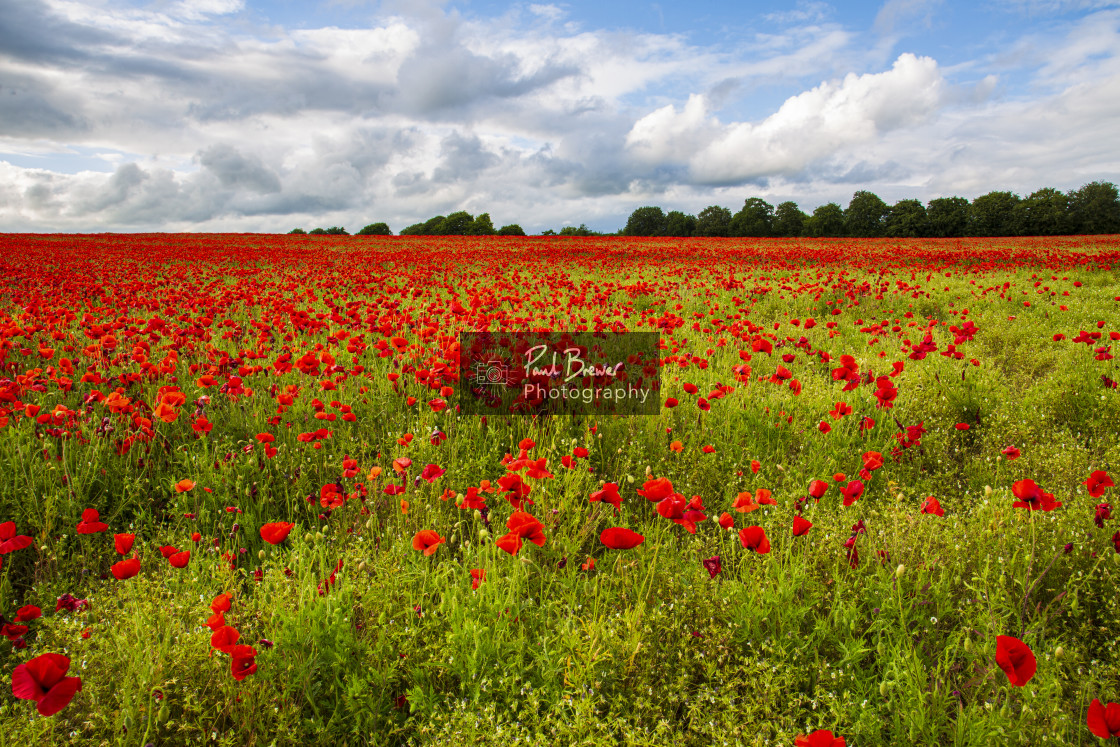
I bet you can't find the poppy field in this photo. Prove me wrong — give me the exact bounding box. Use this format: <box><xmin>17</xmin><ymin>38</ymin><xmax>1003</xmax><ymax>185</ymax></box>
<box><xmin>2</xmin><ymin>233</ymin><xmax>1120</xmax><ymax>746</ymax></box>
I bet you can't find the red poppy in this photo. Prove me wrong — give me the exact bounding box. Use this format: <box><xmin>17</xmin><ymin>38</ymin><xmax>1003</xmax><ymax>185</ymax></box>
<box><xmin>581</xmin><ymin>557</ymin><xmax>596</xmax><ymax>571</ymax></box>
<box><xmin>794</xmin><ymin>729</ymin><xmax>845</xmax><ymax>747</ymax></box>
<box><xmin>110</xmin><ymin>556</ymin><xmax>140</xmax><ymax>580</ymax></box>
<box><xmin>840</xmin><ymin>481</ymin><xmax>865</xmax><ymax>507</ymax></box>
<box><xmin>995</xmin><ymin>635</ymin><xmax>1036</xmax><ymax>686</ymax></box>
<box><xmin>732</xmin><ymin>491</ymin><xmax>760</xmax><ymax>513</ymax></box>
<box><xmin>718</xmin><ymin>512</ymin><xmax>735</xmax><ymax>530</ymax></box>
<box><xmin>1094</xmin><ymin>503</ymin><xmax>1111</xmax><ymax>528</ymax></box>
<box><xmin>0</xmin><ymin>522</ymin><xmax>33</xmax><ymax>555</ymax></box>
<box><xmin>808</xmin><ymin>480</ymin><xmax>829</xmax><ymax>499</ymax></box>
<box><xmin>1085</xmin><ymin>470</ymin><xmax>1114</xmax><ymax>498</ymax></box>
<box><xmin>210</xmin><ymin>625</ymin><xmax>241</xmax><ymax>653</ymax></box>
<box><xmin>211</xmin><ymin>593</ymin><xmax>232</xmax><ymax>613</ymax></box>
<box><xmin>920</xmin><ymin>497</ymin><xmax>945</xmax><ymax>516</ymax></box>
<box><xmin>11</xmin><ymin>653</ymin><xmax>83</xmax><ymax>716</ymax></box>
<box><xmin>702</xmin><ymin>555</ymin><xmax>722</xmax><ymax>578</ymax></box>
<box><xmin>228</xmin><ymin>644</ymin><xmax>258</xmax><ymax>681</ymax></box>
<box><xmin>114</xmin><ymin>533</ymin><xmax>135</xmax><ymax>556</ymax></box>
<box><xmin>1087</xmin><ymin>699</ymin><xmax>1120</xmax><ymax>738</ymax></box>
<box><xmin>792</xmin><ymin>515</ymin><xmax>813</xmax><ymax>536</ymax></box>
<box><xmin>637</xmin><ymin>477</ymin><xmax>678</xmax><ymax>502</ymax></box>
<box><xmin>175</xmin><ymin>478</ymin><xmax>195</xmax><ymax>493</ymax></box>
<box><xmin>419</xmin><ymin>464</ymin><xmax>446</xmax><ymax>483</ymax></box>
<box><xmin>168</xmin><ymin>550</ymin><xmax>190</xmax><ymax>568</ymax></box>
<box><xmin>1011</xmin><ymin>479</ymin><xmax>1062</xmax><ymax>512</ymax></box>
<box><xmin>739</xmin><ymin>526</ymin><xmax>771</xmax><ymax>554</ymax></box>
<box><xmin>589</xmin><ymin>483</ymin><xmax>622</xmax><ymax>511</ymax></box>
<box><xmin>159</xmin><ymin>545</ymin><xmax>179</xmax><ymax>558</ymax></box>
<box><xmin>411</xmin><ymin>530</ymin><xmax>445</xmax><ymax>556</ymax></box>
<box><xmin>1001</xmin><ymin>446</ymin><xmax>1020</xmax><ymax>460</ymax></box>
<box><xmin>75</xmin><ymin>508</ymin><xmax>108</xmax><ymax>534</ymax></box>
<box><xmin>600</xmin><ymin>527</ymin><xmax>645</xmax><ymax>549</ymax></box>
<box><xmin>260</xmin><ymin>522</ymin><xmax>295</xmax><ymax>545</ymax></box>
<box><xmin>496</xmin><ymin>511</ymin><xmax>547</xmax><ymax>556</ymax></box>
<box><xmin>14</xmin><ymin>605</ymin><xmax>41</xmax><ymax>623</ymax></box>
<box><xmin>470</xmin><ymin>569</ymin><xmax>486</xmax><ymax>590</ymax></box>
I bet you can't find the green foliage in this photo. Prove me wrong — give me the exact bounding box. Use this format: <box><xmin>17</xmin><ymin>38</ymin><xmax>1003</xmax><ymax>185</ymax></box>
<box><xmin>970</xmin><ymin>192</ymin><xmax>1023</xmax><ymax>237</ymax></box>
<box><xmin>623</xmin><ymin>206</ymin><xmax>668</xmax><ymax>236</ymax></box>
<box><xmin>357</xmin><ymin>222</ymin><xmax>392</xmax><ymax>236</ymax></box>
<box><xmin>844</xmin><ymin>190</ymin><xmax>889</xmax><ymax>237</ymax></box>
<box><xmin>805</xmin><ymin>202</ymin><xmax>845</xmax><ymax>237</ymax></box>
<box><xmin>696</xmin><ymin>205</ymin><xmax>731</xmax><ymax>237</ymax></box>
<box><xmin>1069</xmin><ymin>181</ymin><xmax>1120</xmax><ymax>234</ymax></box>
<box><xmin>885</xmin><ymin>199</ymin><xmax>929</xmax><ymax>238</ymax></box>
<box><xmin>664</xmin><ymin>211</ymin><xmax>696</xmax><ymax>237</ymax></box>
<box><xmin>926</xmin><ymin>197</ymin><xmax>970</xmax><ymax>238</ymax></box>
<box><xmin>288</xmin><ymin>228</ymin><xmax>307</xmax><ymax>235</ymax></box>
<box><xmin>773</xmin><ymin>201</ymin><xmax>807</xmax><ymax>237</ymax></box>
<box><xmin>730</xmin><ymin>197</ymin><xmax>774</xmax><ymax>237</ymax></box>
<box><xmin>558</xmin><ymin>224</ymin><xmax>598</xmax><ymax>236</ymax></box>
<box><xmin>498</xmin><ymin>224</ymin><xmax>526</xmax><ymax>236</ymax></box>
<box><xmin>470</xmin><ymin>213</ymin><xmax>497</xmax><ymax>236</ymax></box>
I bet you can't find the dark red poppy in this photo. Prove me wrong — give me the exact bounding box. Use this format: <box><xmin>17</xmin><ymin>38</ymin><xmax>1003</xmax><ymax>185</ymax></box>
<box><xmin>1087</xmin><ymin>699</ymin><xmax>1120</xmax><ymax>738</ymax></box>
<box><xmin>1085</xmin><ymin>470</ymin><xmax>1114</xmax><ymax>498</ymax></box>
<box><xmin>794</xmin><ymin>729</ymin><xmax>845</xmax><ymax>747</ymax></box>
<box><xmin>110</xmin><ymin>556</ymin><xmax>140</xmax><ymax>580</ymax></box>
<box><xmin>600</xmin><ymin>527</ymin><xmax>645</xmax><ymax>549</ymax></box>
<box><xmin>14</xmin><ymin>605</ymin><xmax>41</xmax><ymax>623</ymax></box>
<box><xmin>11</xmin><ymin>653</ymin><xmax>83</xmax><ymax>716</ymax></box>
<box><xmin>995</xmin><ymin>635</ymin><xmax>1036</xmax><ymax>686</ymax></box>
<box><xmin>260</xmin><ymin>522</ymin><xmax>295</xmax><ymax>545</ymax></box>
<box><xmin>1001</xmin><ymin>446</ymin><xmax>1020</xmax><ymax>460</ymax></box>
<box><xmin>1094</xmin><ymin>503</ymin><xmax>1112</xmax><ymax>529</ymax></box>
<box><xmin>75</xmin><ymin>508</ymin><xmax>108</xmax><ymax>534</ymax></box>
<box><xmin>0</xmin><ymin>522</ymin><xmax>33</xmax><ymax>555</ymax></box>
<box><xmin>114</xmin><ymin>533</ymin><xmax>135</xmax><ymax>556</ymax></box>
<box><xmin>702</xmin><ymin>556</ymin><xmax>722</xmax><ymax>578</ymax></box>
<box><xmin>739</xmin><ymin>526</ymin><xmax>771</xmax><ymax>554</ymax></box>
<box><xmin>228</xmin><ymin>644</ymin><xmax>258</xmax><ymax>681</ymax></box>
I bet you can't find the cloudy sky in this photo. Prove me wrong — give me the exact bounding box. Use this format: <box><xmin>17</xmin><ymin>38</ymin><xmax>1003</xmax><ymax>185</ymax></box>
<box><xmin>1</xmin><ymin>0</ymin><xmax>1118</xmax><ymax>233</ymax></box>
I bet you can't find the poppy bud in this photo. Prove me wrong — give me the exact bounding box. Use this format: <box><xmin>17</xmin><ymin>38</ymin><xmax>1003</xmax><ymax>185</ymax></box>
<box><xmin>880</xmin><ymin>681</ymin><xmax>889</xmax><ymax>696</ymax></box>
<box><xmin>479</xmin><ymin>529</ymin><xmax>489</xmax><ymax>540</ymax></box>
<box><xmin>1054</xmin><ymin>646</ymin><xmax>1063</xmax><ymax>659</ymax></box>
<box><xmin>984</xmin><ymin>485</ymin><xmax>993</xmax><ymax>496</ymax></box>
<box><xmin>963</xmin><ymin>637</ymin><xmax>972</xmax><ymax>652</ymax></box>
<box><xmin>304</xmin><ymin>533</ymin><xmax>314</xmax><ymax>544</ymax></box>
<box><xmin>895</xmin><ymin>564</ymin><xmax>905</xmax><ymax>577</ymax></box>
<box><xmin>258</xmin><ymin>550</ymin><xmax>266</xmax><ymax>560</ymax></box>
<box><xmin>315</xmin><ymin>532</ymin><xmax>323</xmax><ymax>542</ymax></box>
<box><xmin>626</xmin><ymin>475</ymin><xmax>635</xmax><ymax>483</ymax></box>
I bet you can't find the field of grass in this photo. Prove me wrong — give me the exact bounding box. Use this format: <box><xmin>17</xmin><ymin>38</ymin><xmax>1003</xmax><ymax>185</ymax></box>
<box><xmin>0</xmin><ymin>234</ymin><xmax>1118</xmax><ymax>746</ymax></box>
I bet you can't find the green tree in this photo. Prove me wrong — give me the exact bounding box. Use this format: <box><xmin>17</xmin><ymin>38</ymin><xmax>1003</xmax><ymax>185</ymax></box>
<box><xmin>843</xmin><ymin>191</ymin><xmax>888</xmax><ymax>237</ymax></box>
<box><xmin>1069</xmin><ymin>181</ymin><xmax>1120</xmax><ymax>234</ymax></box>
<box><xmin>664</xmin><ymin>211</ymin><xmax>697</xmax><ymax>237</ymax></box>
<box><xmin>498</xmin><ymin>224</ymin><xmax>526</xmax><ymax>236</ymax></box>
<box><xmin>695</xmin><ymin>205</ymin><xmax>732</xmax><ymax>237</ymax></box>
<box><xmin>309</xmin><ymin>227</ymin><xmax>327</xmax><ymax>235</ymax></box>
<box><xmin>1019</xmin><ymin>188</ymin><xmax>1071</xmax><ymax>236</ymax></box>
<box><xmin>884</xmin><ymin>199</ymin><xmax>928</xmax><ymax>238</ymax></box>
<box><xmin>356</xmin><ymin>222</ymin><xmax>391</xmax><ymax>236</ymax></box>
<box><xmin>419</xmin><ymin>216</ymin><xmax>446</xmax><ymax>235</ymax></box>
<box><xmin>540</xmin><ymin>229</ymin><xmax>557</xmax><ymax>236</ymax></box>
<box><xmin>926</xmin><ymin>196</ymin><xmax>969</xmax><ymax>238</ymax></box>
<box><xmin>399</xmin><ymin>222</ymin><xmax>426</xmax><ymax>235</ymax></box>
<box><xmin>436</xmin><ymin>211</ymin><xmax>474</xmax><ymax>235</ymax></box>
<box><xmin>729</xmin><ymin>197</ymin><xmax>774</xmax><ymax>237</ymax></box>
<box><xmin>469</xmin><ymin>213</ymin><xmax>497</xmax><ymax>235</ymax></box>
<box><xmin>804</xmin><ymin>203</ymin><xmax>844</xmax><ymax>237</ymax></box>
<box><xmin>772</xmin><ymin>201</ymin><xmax>807</xmax><ymax>237</ymax></box>
<box><xmin>288</xmin><ymin>227</ymin><xmax>306</xmax><ymax>234</ymax></box>
<box><xmin>559</xmin><ymin>224</ymin><xmax>597</xmax><ymax>236</ymax></box>
<box><xmin>623</xmin><ymin>206</ymin><xmax>668</xmax><ymax>236</ymax></box>
<box><xmin>969</xmin><ymin>192</ymin><xmax>1022</xmax><ymax>236</ymax></box>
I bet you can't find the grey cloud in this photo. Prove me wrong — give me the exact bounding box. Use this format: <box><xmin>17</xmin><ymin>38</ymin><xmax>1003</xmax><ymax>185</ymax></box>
<box><xmin>0</xmin><ymin>71</ymin><xmax>89</xmax><ymax>137</ymax></box>
<box><xmin>198</xmin><ymin>145</ymin><xmax>282</xmax><ymax>193</ymax></box>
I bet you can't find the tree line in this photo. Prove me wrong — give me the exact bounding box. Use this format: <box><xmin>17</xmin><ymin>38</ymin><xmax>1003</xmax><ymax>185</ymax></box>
<box><xmin>286</xmin><ymin>181</ymin><xmax>1119</xmax><ymax>237</ymax></box>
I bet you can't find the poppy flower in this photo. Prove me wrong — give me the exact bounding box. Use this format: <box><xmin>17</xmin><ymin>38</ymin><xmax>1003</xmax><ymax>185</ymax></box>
<box><xmin>114</xmin><ymin>533</ymin><xmax>135</xmax><ymax>556</ymax></box>
<box><xmin>808</xmin><ymin>480</ymin><xmax>829</xmax><ymax>499</ymax></box>
<box><xmin>1085</xmin><ymin>471</ymin><xmax>1114</xmax><ymax>498</ymax></box>
<box><xmin>175</xmin><ymin>478</ymin><xmax>195</xmax><ymax>493</ymax></box>
<box><xmin>581</xmin><ymin>557</ymin><xmax>596</xmax><ymax>571</ymax></box>
<box><xmin>600</xmin><ymin>527</ymin><xmax>645</xmax><ymax>549</ymax></box>
<box><xmin>419</xmin><ymin>464</ymin><xmax>446</xmax><ymax>483</ymax></box>
<box><xmin>228</xmin><ymin>644</ymin><xmax>258</xmax><ymax>681</ymax></box>
<box><xmin>470</xmin><ymin>569</ymin><xmax>486</xmax><ymax>590</ymax></box>
<box><xmin>11</xmin><ymin>653</ymin><xmax>83</xmax><ymax>717</ymax></box>
<box><xmin>1001</xmin><ymin>446</ymin><xmax>1020</xmax><ymax>460</ymax></box>
<box><xmin>795</xmin><ymin>729</ymin><xmax>845</xmax><ymax>747</ymax></box>
<box><xmin>732</xmin><ymin>491</ymin><xmax>760</xmax><ymax>513</ymax></box>
<box><xmin>0</xmin><ymin>522</ymin><xmax>33</xmax><ymax>554</ymax></box>
<box><xmin>110</xmin><ymin>556</ymin><xmax>140</xmax><ymax>580</ymax></box>
<box><xmin>718</xmin><ymin>512</ymin><xmax>735</xmax><ymax>530</ymax></box>
<box><xmin>211</xmin><ymin>593</ymin><xmax>232</xmax><ymax>614</ymax></box>
<box><xmin>1094</xmin><ymin>503</ymin><xmax>1111</xmax><ymax>529</ymax></box>
<box><xmin>751</xmin><ymin>460</ymin><xmax>761</xmax><ymax>473</ymax></box>
<box><xmin>739</xmin><ymin>526</ymin><xmax>771</xmax><ymax>554</ymax></box>
<box><xmin>1011</xmin><ymin>479</ymin><xmax>1062</xmax><ymax>512</ymax></box>
<box><xmin>792</xmin><ymin>515</ymin><xmax>813</xmax><ymax>536</ymax></box>
<box><xmin>210</xmin><ymin>625</ymin><xmax>241</xmax><ymax>653</ymax></box>
<box><xmin>995</xmin><ymin>635</ymin><xmax>1036</xmax><ymax>686</ymax></box>
<box><xmin>702</xmin><ymin>556</ymin><xmax>722</xmax><ymax>578</ymax></box>
<box><xmin>637</xmin><ymin>477</ymin><xmax>678</xmax><ymax>502</ymax></box>
<box><xmin>589</xmin><ymin>483</ymin><xmax>622</xmax><ymax>511</ymax></box>
<box><xmin>840</xmin><ymin>481</ymin><xmax>865</xmax><ymax>507</ymax></box>
<box><xmin>159</xmin><ymin>545</ymin><xmax>179</xmax><ymax>558</ymax></box>
<box><xmin>75</xmin><ymin>508</ymin><xmax>108</xmax><ymax>534</ymax></box>
<box><xmin>920</xmin><ymin>497</ymin><xmax>945</xmax><ymax>516</ymax></box>
<box><xmin>755</xmin><ymin>489</ymin><xmax>776</xmax><ymax>505</ymax></box>
<box><xmin>168</xmin><ymin>550</ymin><xmax>190</xmax><ymax>568</ymax></box>
<box><xmin>411</xmin><ymin>530</ymin><xmax>445</xmax><ymax>556</ymax></box>
<box><xmin>1087</xmin><ymin>699</ymin><xmax>1120</xmax><ymax>739</ymax></box>
<box><xmin>14</xmin><ymin>605</ymin><xmax>41</xmax><ymax>623</ymax></box>
<box><xmin>260</xmin><ymin>522</ymin><xmax>295</xmax><ymax>545</ymax></box>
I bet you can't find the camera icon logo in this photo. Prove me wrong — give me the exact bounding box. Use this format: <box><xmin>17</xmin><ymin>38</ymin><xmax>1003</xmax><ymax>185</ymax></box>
<box><xmin>472</xmin><ymin>359</ymin><xmax>508</xmax><ymax>386</ymax></box>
